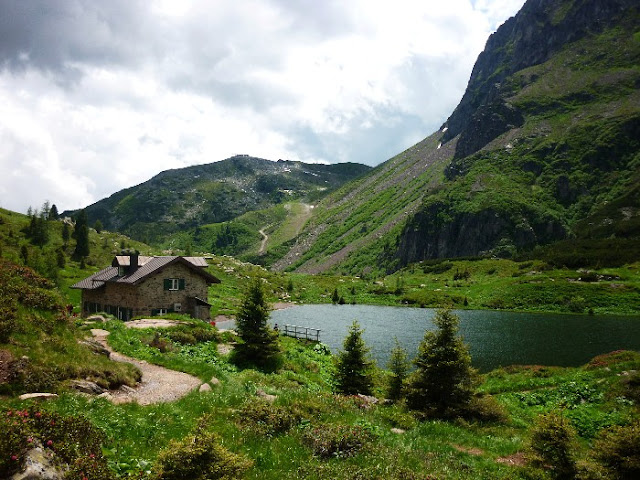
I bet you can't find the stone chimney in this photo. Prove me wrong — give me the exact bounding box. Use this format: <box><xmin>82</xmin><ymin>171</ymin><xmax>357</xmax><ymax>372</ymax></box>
<box><xmin>129</xmin><ymin>252</ymin><xmax>139</xmax><ymax>273</ymax></box>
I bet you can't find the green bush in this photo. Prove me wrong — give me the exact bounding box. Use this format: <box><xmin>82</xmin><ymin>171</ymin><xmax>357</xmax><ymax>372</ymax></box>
<box><xmin>301</xmin><ymin>423</ymin><xmax>375</xmax><ymax>459</ymax></box>
<box><xmin>0</xmin><ymin>408</ymin><xmax>113</xmax><ymax>480</ymax></box>
<box><xmin>529</xmin><ymin>412</ymin><xmax>578</xmax><ymax>479</ymax></box>
<box><xmin>153</xmin><ymin>416</ymin><xmax>252</xmax><ymax>480</ymax></box>
<box><xmin>594</xmin><ymin>421</ymin><xmax>640</xmax><ymax>480</ymax></box>
<box><xmin>464</xmin><ymin>395</ymin><xmax>508</xmax><ymax>423</ymax></box>
<box><xmin>237</xmin><ymin>401</ymin><xmax>300</xmax><ymax>436</ymax></box>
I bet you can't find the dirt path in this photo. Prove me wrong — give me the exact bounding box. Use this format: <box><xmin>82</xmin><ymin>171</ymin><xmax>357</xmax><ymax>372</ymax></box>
<box><xmin>90</xmin><ymin>329</ymin><xmax>202</xmax><ymax>405</ymax></box>
<box><xmin>258</xmin><ymin>227</ymin><xmax>269</xmax><ymax>254</ymax></box>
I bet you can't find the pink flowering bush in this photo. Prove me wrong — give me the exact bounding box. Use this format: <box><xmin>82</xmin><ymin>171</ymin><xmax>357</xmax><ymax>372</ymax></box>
<box><xmin>0</xmin><ymin>407</ymin><xmax>114</xmax><ymax>480</ymax></box>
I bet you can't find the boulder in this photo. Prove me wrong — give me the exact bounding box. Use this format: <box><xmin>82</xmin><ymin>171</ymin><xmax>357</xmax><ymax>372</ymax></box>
<box><xmin>256</xmin><ymin>389</ymin><xmax>277</xmax><ymax>403</ymax></box>
<box><xmin>11</xmin><ymin>442</ymin><xmax>63</xmax><ymax>480</ymax></box>
<box><xmin>18</xmin><ymin>393</ymin><xmax>58</xmax><ymax>401</ymax></box>
<box><xmin>69</xmin><ymin>380</ymin><xmax>105</xmax><ymax>395</ymax></box>
<box><xmin>78</xmin><ymin>339</ymin><xmax>110</xmax><ymax>357</ymax></box>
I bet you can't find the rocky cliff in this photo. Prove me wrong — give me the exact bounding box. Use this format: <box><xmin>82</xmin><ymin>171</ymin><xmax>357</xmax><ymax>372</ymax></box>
<box><xmin>394</xmin><ymin>0</ymin><xmax>640</xmax><ymax>266</ymax></box>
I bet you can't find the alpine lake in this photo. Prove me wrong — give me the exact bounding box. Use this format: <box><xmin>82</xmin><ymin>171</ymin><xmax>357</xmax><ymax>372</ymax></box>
<box><xmin>253</xmin><ymin>305</ymin><xmax>640</xmax><ymax>372</ymax></box>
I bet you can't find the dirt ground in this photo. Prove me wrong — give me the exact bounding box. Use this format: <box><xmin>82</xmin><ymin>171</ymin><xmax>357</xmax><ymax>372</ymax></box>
<box><xmin>90</xmin><ymin>328</ymin><xmax>201</xmax><ymax>405</ymax></box>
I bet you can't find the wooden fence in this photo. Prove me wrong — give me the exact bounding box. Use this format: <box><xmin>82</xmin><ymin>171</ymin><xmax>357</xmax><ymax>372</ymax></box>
<box><xmin>279</xmin><ymin>324</ymin><xmax>321</xmax><ymax>342</ymax></box>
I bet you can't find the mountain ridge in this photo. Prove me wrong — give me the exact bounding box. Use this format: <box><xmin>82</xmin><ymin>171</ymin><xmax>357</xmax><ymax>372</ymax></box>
<box><xmin>277</xmin><ymin>0</ymin><xmax>640</xmax><ymax>274</ymax></box>
<box><xmin>63</xmin><ymin>155</ymin><xmax>371</xmax><ymax>245</ymax></box>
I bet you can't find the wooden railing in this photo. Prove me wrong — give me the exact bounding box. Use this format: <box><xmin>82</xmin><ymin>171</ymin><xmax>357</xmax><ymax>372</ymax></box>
<box><xmin>279</xmin><ymin>324</ymin><xmax>321</xmax><ymax>342</ymax></box>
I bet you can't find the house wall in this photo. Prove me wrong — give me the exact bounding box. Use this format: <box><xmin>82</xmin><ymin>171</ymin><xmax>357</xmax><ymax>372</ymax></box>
<box><xmin>136</xmin><ymin>263</ymin><xmax>210</xmax><ymax>319</ymax></box>
<box><xmin>81</xmin><ymin>262</ymin><xmax>211</xmax><ymax>321</ymax></box>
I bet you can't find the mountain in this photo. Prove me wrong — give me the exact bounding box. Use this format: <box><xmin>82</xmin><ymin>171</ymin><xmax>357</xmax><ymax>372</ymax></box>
<box><xmin>274</xmin><ymin>0</ymin><xmax>640</xmax><ymax>274</ymax></box>
<box><xmin>64</xmin><ymin>156</ymin><xmax>370</xmax><ymax>245</ymax></box>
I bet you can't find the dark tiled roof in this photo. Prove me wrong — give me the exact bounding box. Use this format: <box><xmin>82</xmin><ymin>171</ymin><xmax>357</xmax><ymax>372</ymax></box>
<box><xmin>71</xmin><ymin>256</ymin><xmax>220</xmax><ymax>290</ymax></box>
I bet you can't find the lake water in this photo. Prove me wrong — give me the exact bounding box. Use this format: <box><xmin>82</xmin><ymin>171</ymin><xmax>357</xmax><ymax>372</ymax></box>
<box><xmin>261</xmin><ymin>305</ymin><xmax>640</xmax><ymax>372</ymax></box>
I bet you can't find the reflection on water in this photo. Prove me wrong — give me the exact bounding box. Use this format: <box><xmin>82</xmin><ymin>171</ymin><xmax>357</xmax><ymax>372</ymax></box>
<box><xmin>269</xmin><ymin>305</ymin><xmax>640</xmax><ymax>372</ymax></box>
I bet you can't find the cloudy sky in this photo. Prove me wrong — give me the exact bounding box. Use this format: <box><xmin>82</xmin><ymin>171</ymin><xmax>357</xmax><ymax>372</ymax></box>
<box><xmin>0</xmin><ymin>0</ymin><xmax>526</xmax><ymax>213</ymax></box>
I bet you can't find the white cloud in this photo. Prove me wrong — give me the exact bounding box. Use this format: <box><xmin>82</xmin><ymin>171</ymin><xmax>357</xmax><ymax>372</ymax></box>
<box><xmin>0</xmin><ymin>0</ymin><xmax>526</xmax><ymax>213</ymax></box>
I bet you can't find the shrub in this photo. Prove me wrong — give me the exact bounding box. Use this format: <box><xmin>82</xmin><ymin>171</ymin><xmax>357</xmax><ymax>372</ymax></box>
<box><xmin>313</xmin><ymin>343</ymin><xmax>331</xmax><ymax>356</ymax></box>
<box><xmin>302</xmin><ymin>423</ymin><xmax>375</xmax><ymax>459</ymax></box>
<box><xmin>237</xmin><ymin>401</ymin><xmax>300</xmax><ymax>436</ymax></box>
<box><xmin>153</xmin><ymin>416</ymin><xmax>252</xmax><ymax>480</ymax></box>
<box><xmin>165</xmin><ymin>331</ymin><xmax>197</xmax><ymax>345</ymax></box>
<box><xmin>528</xmin><ymin>412</ymin><xmax>578</xmax><ymax>479</ymax></box>
<box><xmin>620</xmin><ymin>370</ymin><xmax>640</xmax><ymax>403</ymax></box>
<box><xmin>149</xmin><ymin>333</ymin><xmax>174</xmax><ymax>353</ymax></box>
<box><xmin>0</xmin><ymin>408</ymin><xmax>113</xmax><ymax>480</ymax></box>
<box><xmin>0</xmin><ymin>304</ymin><xmax>17</xmax><ymax>343</ymax></box>
<box><xmin>464</xmin><ymin>395</ymin><xmax>508</xmax><ymax>423</ymax></box>
<box><xmin>593</xmin><ymin>421</ymin><xmax>640</xmax><ymax>479</ymax></box>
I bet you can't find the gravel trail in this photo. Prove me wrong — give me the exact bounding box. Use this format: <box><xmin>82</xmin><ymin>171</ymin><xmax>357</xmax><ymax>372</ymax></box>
<box><xmin>90</xmin><ymin>328</ymin><xmax>202</xmax><ymax>405</ymax></box>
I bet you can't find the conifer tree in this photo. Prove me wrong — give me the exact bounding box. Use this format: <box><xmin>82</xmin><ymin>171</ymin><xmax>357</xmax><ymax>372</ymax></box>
<box><xmin>73</xmin><ymin>209</ymin><xmax>90</xmax><ymax>259</ymax></box>
<box><xmin>62</xmin><ymin>222</ymin><xmax>70</xmax><ymax>244</ymax></box>
<box><xmin>234</xmin><ymin>278</ymin><xmax>281</xmax><ymax>369</ymax></box>
<box><xmin>94</xmin><ymin>220</ymin><xmax>103</xmax><ymax>234</ymax></box>
<box><xmin>49</xmin><ymin>204</ymin><xmax>59</xmax><ymax>220</ymax></box>
<box><xmin>387</xmin><ymin>337</ymin><xmax>409</xmax><ymax>402</ymax></box>
<box><xmin>406</xmin><ymin>309</ymin><xmax>477</xmax><ymax>417</ymax></box>
<box><xmin>334</xmin><ymin>321</ymin><xmax>374</xmax><ymax>395</ymax></box>
<box><xmin>331</xmin><ymin>288</ymin><xmax>339</xmax><ymax>304</ymax></box>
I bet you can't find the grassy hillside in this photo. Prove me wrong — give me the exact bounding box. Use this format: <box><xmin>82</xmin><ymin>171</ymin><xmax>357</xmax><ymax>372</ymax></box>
<box><xmin>270</xmin><ymin>132</ymin><xmax>452</xmax><ymax>275</ymax></box>
<box><xmin>270</xmin><ymin>1</ymin><xmax>640</xmax><ymax>276</ymax></box>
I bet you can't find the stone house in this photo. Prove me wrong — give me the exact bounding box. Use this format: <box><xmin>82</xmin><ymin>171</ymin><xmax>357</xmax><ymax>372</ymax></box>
<box><xmin>71</xmin><ymin>254</ymin><xmax>220</xmax><ymax>321</ymax></box>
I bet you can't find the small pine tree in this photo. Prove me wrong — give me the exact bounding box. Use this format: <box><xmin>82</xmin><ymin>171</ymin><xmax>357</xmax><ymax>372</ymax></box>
<box><xmin>331</xmin><ymin>288</ymin><xmax>339</xmax><ymax>304</ymax></box>
<box><xmin>234</xmin><ymin>279</ymin><xmax>281</xmax><ymax>369</ymax></box>
<box><xmin>334</xmin><ymin>321</ymin><xmax>374</xmax><ymax>395</ymax></box>
<box><xmin>49</xmin><ymin>204</ymin><xmax>59</xmax><ymax>220</ymax></box>
<box><xmin>62</xmin><ymin>222</ymin><xmax>70</xmax><ymax>244</ymax></box>
<box><xmin>387</xmin><ymin>338</ymin><xmax>409</xmax><ymax>402</ymax></box>
<box><xmin>73</xmin><ymin>209</ymin><xmax>90</xmax><ymax>259</ymax></box>
<box><xmin>94</xmin><ymin>219</ymin><xmax>103</xmax><ymax>234</ymax></box>
<box><xmin>406</xmin><ymin>309</ymin><xmax>477</xmax><ymax>417</ymax></box>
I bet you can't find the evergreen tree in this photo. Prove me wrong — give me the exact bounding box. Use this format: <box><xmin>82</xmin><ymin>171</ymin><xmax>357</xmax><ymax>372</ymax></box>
<box><xmin>94</xmin><ymin>219</ymin><xmax>103</xmax><ymax>234</ymax></box>
<box><xmin>406</xmin><ymin>309</ymin><xmax>477</xmax><ymax>417</ymax></box>
<box><xmin>62</xmin><ymin>222</ymin><xmax>70</xmax><ymax>244</ymax></box>
<box><xmin>387</xmin><ymin>337</ymin><xmax>410</xmax><ymax>402</ymax></box>
<box><xmin>331</xmin><ymin>288</ymin><xmax>339</xmax><ymax>304</ymax></box>
<box><xmin>49</xmin><ymin>204</ymin><xmax>59</xmax><ymax>220</ymax></box>
<box><xmin>234</xmin><ymin>279</ymin><xmax>281</xmax><ymax>369</ymax></box>
<box><xmin>334</xmin><ymin>321</ymin><xmax>374</xmax><ymax>395</ymax></box>
<box><xmin>73</xmin><ymin>209</ymin><xmax>90</xmax><ymax>259</ymax></box>
<box><xmin>25</xmin><ymin>208</ymin><xmax>49</xmax><ymax>247</ymax></box>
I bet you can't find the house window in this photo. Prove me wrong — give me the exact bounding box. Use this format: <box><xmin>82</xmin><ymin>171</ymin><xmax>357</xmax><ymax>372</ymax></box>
<box><xmin>164</xmin><ymin>278</ymin><xmax>185</xmax><ymax>291</ymax></box>
<box><xmin>152</xmin><ymin>308</ymin><xmax>168</xmax><ymax>316</ymax></box>
<box><xmin>118</xmin><ymin>267</ymin><xmax>125</xmax><ymax>276</ymax></box>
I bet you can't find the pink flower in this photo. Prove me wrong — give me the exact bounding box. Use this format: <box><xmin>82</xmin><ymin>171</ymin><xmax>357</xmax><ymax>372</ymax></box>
<box><xmin>46</xmin><ymin>440</ymin><xmax>53</xmax><ymax>447</ymax></box>
<box><xmin>35</xmin><ymin>412</ymin><xmax>42</xmax><ymax>418</ymax></box>
<box><xmin>27</xmin><ymin>437</ymin><xmax>33</xmax><ymax>443</ymax></box>
<box><xmin>11</xmin><ymin>455</ymin><xmax>18</xmax><ymax>461</ymax></box>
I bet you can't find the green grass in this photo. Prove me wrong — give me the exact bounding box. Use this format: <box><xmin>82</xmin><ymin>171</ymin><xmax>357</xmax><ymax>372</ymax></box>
<box><xmin>3</xmin><ymin>320</ymin><xmax>638</xmax><ymax>479</ymax></box>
